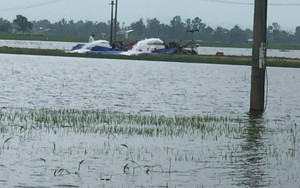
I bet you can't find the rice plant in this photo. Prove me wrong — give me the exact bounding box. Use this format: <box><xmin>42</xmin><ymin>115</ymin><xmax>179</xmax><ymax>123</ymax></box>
<box><xmin>52</xmin><ymin>159</ymin><xmax>85</xmax><ymax>176</ymax></box>
<box><xmin>0</xmin><ymin>107</ymin><xmax>246</xmax><ymax>138</ymax></box>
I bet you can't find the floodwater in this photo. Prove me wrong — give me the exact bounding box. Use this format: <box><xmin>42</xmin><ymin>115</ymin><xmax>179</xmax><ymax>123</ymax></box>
<box><xmin>0</xmin><ymin>39</ymin><xmax>77</xmax><ymax>51</ymax></box>
<box><xmin>0</xmin><ymin>53</ymin><xmax>300</xmax><ymax>187</ymax></box>
<box><xmin>198</xmin><ymin>46</ymin><xmax>300</xmax><ymax>58</ymax></box>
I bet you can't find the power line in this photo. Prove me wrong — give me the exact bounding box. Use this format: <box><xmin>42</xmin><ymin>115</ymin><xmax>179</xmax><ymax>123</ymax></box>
<box><xmin>201</xmin><ymin>0</ymin><xmax>252</xmax><ymax>5</ymax></box>
<box><xmin>200</xmin><ymin>0</ymin><xmax>300</xmax><ymax>6</ymax></box>
<box><xmin>270</xmin><ymin>3</ymin><xmax>300</xmax><ymax>6</ymax></box>
<box><xmin>0</xmin><ymin>0</ymin><xmax>67</xmax><ymax>12</ymax></box>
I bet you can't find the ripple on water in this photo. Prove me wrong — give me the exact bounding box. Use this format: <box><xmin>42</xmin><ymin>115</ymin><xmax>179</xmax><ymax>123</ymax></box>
<box><xmin>0</xmin><ymin>54</ymin><xmax>299</xmax><ymax>187</ymax></box>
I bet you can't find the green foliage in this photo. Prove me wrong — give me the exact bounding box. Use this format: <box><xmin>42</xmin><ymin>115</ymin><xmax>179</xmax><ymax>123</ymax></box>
<box><xmin>229</xmin><ymin>25</ymin><xmax>248</xmax><ymax>43</ymax></box>
<box><xmin>1</xmin><ymin>15</ymin><xmax>300</xmax><ymax>45</ymax></box>
<box><xmin>0</xmin><ymin>18</ymin><xmax>11</xmax><ymax>33</ymax></box>
<box><xmin>13</xmin><ymin>15</ymin><xmax>33</xmax><ymax>34</ymax></box>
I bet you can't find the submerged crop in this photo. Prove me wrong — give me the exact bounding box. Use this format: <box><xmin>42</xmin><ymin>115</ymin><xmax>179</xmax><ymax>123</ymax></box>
<box><xmin>0</xmin><ymin>107</ymin><xmax>246</xmax><ymax>137</ymax></box>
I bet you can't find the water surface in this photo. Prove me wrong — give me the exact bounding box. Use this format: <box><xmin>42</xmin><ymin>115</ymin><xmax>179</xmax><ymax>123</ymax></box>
<box><xmin>0</xmin><ymin>54</ymin><xmax>299</xmax><ymax>187</ymax></box>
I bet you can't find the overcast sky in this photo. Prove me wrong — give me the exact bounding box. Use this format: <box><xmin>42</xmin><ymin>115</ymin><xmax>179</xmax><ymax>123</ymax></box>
<box><xmin>0</xmin><ymin>0</ymin><xmax>300</xmax><ymax>31</ymax></box>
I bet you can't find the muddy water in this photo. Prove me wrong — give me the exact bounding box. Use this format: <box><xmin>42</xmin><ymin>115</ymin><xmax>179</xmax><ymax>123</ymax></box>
<box><xmin>0</xmin><ymin>54</ymin><xmax>299</xmax><ymax>187</ymax></box>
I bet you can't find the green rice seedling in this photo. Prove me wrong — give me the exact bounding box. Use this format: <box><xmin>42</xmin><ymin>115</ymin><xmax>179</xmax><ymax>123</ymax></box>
<box><xmin>39</xmin><ymin>158</ymin><xmax>47</xmax><ymax>168</ymax></box>
<box><xmin>0</xmin><ymin>107</ymin><xmax>247</xmax><ymax>137</ymax></box>
<box><xmin>0</xmin><ymin>125</ymin><xmax>8</xmax><ymax>134</ymax></box>
<box><xmin>39</xmin><ymin>158</ymin><xmax>46</xmax><ymax>163</ymax></box>
<box><xmin>53</xmin><ymin>142</ymin><xmax>56</xmax><ymax>154</ymax></box>
<box><xmin>77</xmin><ymin>160</ymin><xmax>85</xmax><ymax>172</ymax></box>
<box><xmin>123</xmin><ymin>163</ymin><xmax>130</xmax><ymax>174</ymax></box>
<box><xmin>52</xmin><ymin>159</ymin><xmax>85</xmax><ymax>176</ymax></box>
<box><xmin>121</xmin><ymin>144</ymin><xmax>131</xmax><ymax>160</ymax></box>
<box><xmin>121</xmin><ymin>144</ymin><xmax>142</xmax><ymax>174</ymax></box>
<box><xmin>100</xmin><ymin>174</ymin><xmax>112</xmax><ymax>181</ymax></box>
<box><xmin>2</xmin><ymin>136</ymin><xmax>12</xmax><ymax>149</ymax></box>
<box><xmin>120</xmin><ymin>144</ymin><xmax>176</xmax><ymax>175</ymax></box>
<box><xmin>53</xmin><ymin>168</ymin><xmax>72</xmax><ymax>176</ymax></box>
<box><xmin>143</xmin><ymin>164</ymin><xmax>163</xmax><ymax>174</ymax></box>
<box><xmin>19</xmin><ymin>126</ymin><xmax>25</xmax><ymax>132</ymax></box>
<box><xmin>52</xmin><ymin>158</ymin><xmax>85</xmax><ymax>176</ymax></box>
<box><xmin>168</xmin><ymin>159</ymin><xmax>171</xmax><ymax>174</ymax></box>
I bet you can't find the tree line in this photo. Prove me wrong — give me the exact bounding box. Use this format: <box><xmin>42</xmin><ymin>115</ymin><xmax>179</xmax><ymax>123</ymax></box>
<box><xmin>1</xmin><ymin>14</ymin><xmax>300</xmax><ymax>45</ymax></box>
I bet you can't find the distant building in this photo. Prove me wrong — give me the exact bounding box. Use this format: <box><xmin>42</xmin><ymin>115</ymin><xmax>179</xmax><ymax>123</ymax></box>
<box><xmin>246</xmin><ymin>38</ymin><xmax>253</xmax><ymax>43</ymax></box>
<box><xmin>117</xmin><ymin>29</ymin><xmax>134</xmax><ymax>39</ymax></box>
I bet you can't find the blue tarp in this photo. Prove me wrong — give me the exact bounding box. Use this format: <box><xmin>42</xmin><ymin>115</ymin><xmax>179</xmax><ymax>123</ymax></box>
<box><xmin>71</xmin><ymin>44</ymin><xmax>178</xmax><ymax>55</ymax></box>
<box><xmin>89</xmin><ymin>47</ymin><xmax>178</xmax><ymax>55</ymax></box>
<box><xmin>90</xmin><ymin>46</ymin><xmax>113</xmax><ymax>52</ymax></box>
<box><xmin>71</xmin><ymin>44</ymin><xmax>85</xmax><ymax>51</ymax></box>
<box><xmin>151</xmin><ymin>48</ymin><xmax>178</xmax><ymax>55</ymax></box>
<box><xmin>89</xmin><ymin>49</ymin><xmax>125</xmax><ymax>55</ymax></box>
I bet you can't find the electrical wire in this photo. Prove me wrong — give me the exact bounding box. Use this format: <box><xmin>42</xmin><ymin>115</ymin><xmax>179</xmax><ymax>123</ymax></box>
<box><xmin>264</xmin><ymin>66</ymin><xmax>268</xmax><ymax>112</ymax></box>
<box><xmin>200</xmin><ymin>0</ymin><xmax>300</xmax><ymax>6</ymax></box>
<box><xmin>200</xmin><ymin>0</ymin><xmax>252</xmax><ymax>5</ymax></box>
<box><xmin>0</xmin><ymin>0</ymin><xmax>68</xmax><ymax>12</ymax></box>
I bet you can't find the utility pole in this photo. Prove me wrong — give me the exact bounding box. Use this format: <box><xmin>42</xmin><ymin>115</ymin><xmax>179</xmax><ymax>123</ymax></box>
<box><xmin>186</xmin><ymin>29</ymin><xmax>199</xmax><ymax>54</ymax></box>
<box><xmin>109</xmin><ymin>0</ymin><xmax>114</xmax><ymax>45</ymax></box>
<box><xmin>114</xmin><ymin>0</ymin><xmax>118</xmax><ymax>43</ymax></box>
<box><xmin>250</xmin><ymin>0</ymin><xmax>268</xmax><ymax>113</ymax></box>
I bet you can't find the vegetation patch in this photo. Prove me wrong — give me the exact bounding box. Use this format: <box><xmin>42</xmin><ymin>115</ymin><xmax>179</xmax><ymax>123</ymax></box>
<box><xmin>0</xmin><ymin>107</ymin><xmax>245</xmax><ymax>137</ymax></box>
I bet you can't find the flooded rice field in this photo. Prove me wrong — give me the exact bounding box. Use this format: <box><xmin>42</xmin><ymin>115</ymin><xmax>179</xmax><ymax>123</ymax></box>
<box><xmin>0</xmin><ymin>39</ymin><xmax>77</xmax><ymax>51</ymax></box>
<box><xmin>199</xmin><ymin>46</ymin><xmax>300</xmax><ymax>58</ymax></box>
<box><xmin>0</xmin><ymin>54</ymin><xmax>300</xmax><ymax>187</ymax></box>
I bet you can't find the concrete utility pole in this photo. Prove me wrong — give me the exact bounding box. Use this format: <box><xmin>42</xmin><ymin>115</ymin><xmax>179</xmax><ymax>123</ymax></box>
<box><xmin>110</xmin><ymin>1</ymin><xmax>114</xmax><ymax>45</ymax></box>
<box><xmin>114</xmin><ymin>0</ymin><xmax>118</xmax><ymax>43</ymax></box>
<box><xmin>250</xmin><ymin>0</ymin><xmax>268</xmax><ymax>113</ymax></box>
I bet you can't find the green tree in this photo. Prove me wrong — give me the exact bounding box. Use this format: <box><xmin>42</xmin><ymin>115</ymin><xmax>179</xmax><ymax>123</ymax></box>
<box><xmin>185</xmin><ymin>18</ymin><xmax>192</xmax><ymax>30</ymax></box>
<box><xmin>13</xmin><ymin>15</ymin><xmax>33</xmax><ymax>34</ymax></box>
<box><xmin>32</xmin><ymin>19</ymin><xmax>51</xmax><ymax>34</ymax></box>
<box><xmin>229</xmin><ymin>25</ymin><xmax>247</xmax><ymax>43</ymax></box>
<box><xmin>295</xmin><ymin>26</ymin><xmax>300</xmax><ymax>43</ymax></box>
<box><xmin>212</xmin><ymin>26</ymin><xmax>229</xmax><ymax>42</ymax></box>
<box><xmin>267</xmin><ymin>22</ymin><xmax>294</xmax><ymax>44</ymax></box>
<box><xmin>146</xmin><ymin>18</ymin><xmax>169</xmax><ymax>39</ymax></box>
<box><xmin>0</xmin><ymin>18</ymin><xmax>11</xmax><ymax>33</ymax></box>
<box><xmin>95</xmin><ymin>21</ymin><xmax>110</xmax><ymax>39</ymax></box>
<box><xmin>130</xmin><ymin>19</ymin><xmax>146</xmax><ymax>39</ymax></box>
<box><xmin>170</xmin><ymin>16</ymin><xmax>186</xmax><ymax>40</ymax></box>
<box><xmin>192</xmin><ymin>17</ymin><xmax>206</xmax><ymax>31</ymax></box>
<box><xmin>13</xmin><ymin>16</ymin><xmax>300</xmax><ymax>45</ymax></box>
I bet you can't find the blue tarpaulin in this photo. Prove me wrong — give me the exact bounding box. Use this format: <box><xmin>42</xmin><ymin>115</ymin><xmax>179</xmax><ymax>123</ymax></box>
<box><xmin>70</xmin><ymin>44</ymin><xmax>178</xmax><ymax>55</ymax></box>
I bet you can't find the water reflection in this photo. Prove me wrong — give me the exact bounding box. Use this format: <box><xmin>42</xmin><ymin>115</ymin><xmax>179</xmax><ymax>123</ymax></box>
<box><xmin>234</xmin><ymin>116</ymin><xmax>269</xmax><ymax>187</ymax></box>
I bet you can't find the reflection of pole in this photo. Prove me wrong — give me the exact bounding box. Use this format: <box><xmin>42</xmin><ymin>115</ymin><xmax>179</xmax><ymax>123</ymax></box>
<box><xmin>238</xmin><ymin>117</ymin><xmax>266</xmax><ymax>186</ymax></box>
<box><xmin>250</xmin><ymin>0</ymin><xmax>268</xmax><ymax>113</ymax></box>
<box><xmin>114</xmin><ymin>0</ymin><xmax>118</xmax><ymax>43</ymax></box>
<box><xmin>110</xmin><ymin>1</ymin><xmax>114</xmax><ymax>45</ymax></box>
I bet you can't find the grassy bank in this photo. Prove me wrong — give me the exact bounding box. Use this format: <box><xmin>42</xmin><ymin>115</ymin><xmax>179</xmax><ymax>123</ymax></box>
<box><xmin>0</xmin><ymin>46</ymin><xmax>300</xmax><ymax>68</ymax></box>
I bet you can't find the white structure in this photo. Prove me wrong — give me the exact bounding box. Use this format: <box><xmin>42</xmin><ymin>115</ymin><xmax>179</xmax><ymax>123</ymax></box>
<box><xmin>68</xmin><ymin>40</ymin><xmax>111</xmax><ymax>53</ymax></box>
<box><xmin>122</xmin><ymin>38</ymin><xmax>165</xmax><ymax>55</ymax></box>
<box><xmin>117</xmin><ymin>29</ymin><xmax>134</xmax><ymax>39</ymax></box>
